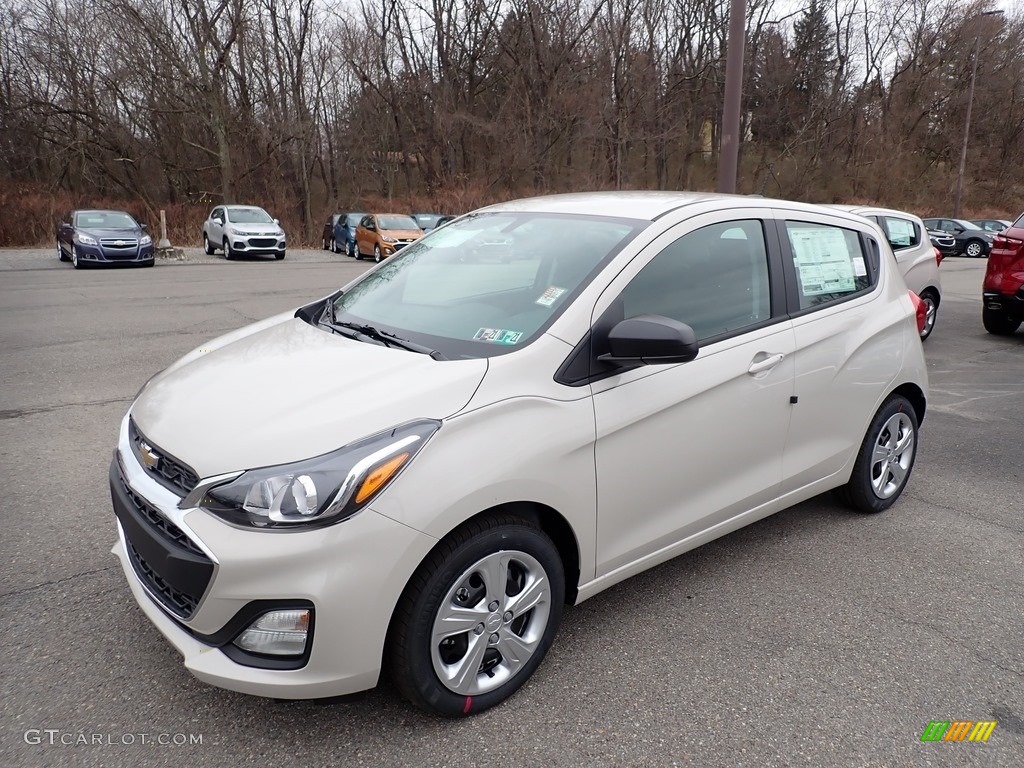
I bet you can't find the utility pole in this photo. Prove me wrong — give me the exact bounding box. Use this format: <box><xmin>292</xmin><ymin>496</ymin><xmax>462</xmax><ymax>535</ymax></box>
<box><xmin>953</xmin><ymin>9</ymin><xmax>1004</xmax><ymax>218</ymax></box>
<box><xmin>717</xmin><ymin>0</ymin><xmax>747</xmax><ymax>194</ymax></box>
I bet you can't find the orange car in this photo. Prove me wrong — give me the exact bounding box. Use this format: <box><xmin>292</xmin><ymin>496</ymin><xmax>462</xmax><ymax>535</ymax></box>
<box><xmin>354</xmin><ymin>214</ymin><xmax>424</xmax><ymax>262</ymax></box>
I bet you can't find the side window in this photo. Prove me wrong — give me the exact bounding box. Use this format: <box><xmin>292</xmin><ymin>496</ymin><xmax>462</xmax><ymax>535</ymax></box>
<box><xmin>360</xmin><ymin>216</ymin><xmax>372</xmax><ymax>229</ymax></box>
<box><xmin>878</xmin><ymin>216</ymin><xmax>920</xmax><ymax>251</ymax></box>
<box><xmin>619</xmin><ymin>219</ymin><xmax>772</xmax><ymax>343</ymax></box>
<box><xmin>785</xmin><ymin>221</ymin><xmax>873</xmax><ymax>310</ymax></box>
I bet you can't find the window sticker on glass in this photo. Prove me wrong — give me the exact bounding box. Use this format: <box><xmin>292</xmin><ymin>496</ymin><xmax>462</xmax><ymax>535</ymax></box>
<box><xmin>885</xmin><ymin>219</ymin><xmax>914</xmax><ymax>247</ymax></box>
<box><xmin>789</xmin><ymin>227</ymin><xmax>856</xmax><ymax>296</ymax></box>
<box><xmin>851</xmin><ymin>255</ymin><xmax>867</xmax><ymax>277</ymax></box>
<box><xmin>473</xmin><ymin>328</ymin><xmax>523</xmax><ymax>345</ymax></box>
<box><xmin>535</xmin><ymin>286</ymin><xmax>567</xmax><ymax>307</ymax></box>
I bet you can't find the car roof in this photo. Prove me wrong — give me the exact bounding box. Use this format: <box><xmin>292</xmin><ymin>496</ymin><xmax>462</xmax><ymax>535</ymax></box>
<box><xmin>482</xmin><ymin>191</ymin><xmax>866</xmax><ymax>223</ymax></box>
<box><xmin>826</xmin><ymin>204</ymin><xmax>925</xmax><ymax>222</ymax></box>
<box><xmin>225</xmin><ymin>205</ymin><xmax>267</xmax><ymax>211</ymax></box>
<box><xmin>74</xmin><ymin>209</ymin><xmax>133</xmax><ymax>216</ymax></box>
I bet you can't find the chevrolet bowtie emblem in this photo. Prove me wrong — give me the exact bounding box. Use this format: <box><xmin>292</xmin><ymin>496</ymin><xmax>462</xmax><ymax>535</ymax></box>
<box><xmin>114</xmin><ymin>240</ymin><xmax>126</xmax><ymax>246</ymax></box>
<box><xmin>138</xmin><ymin>440</ymin><xmax>160</xmax><ymax>470</ymax></box>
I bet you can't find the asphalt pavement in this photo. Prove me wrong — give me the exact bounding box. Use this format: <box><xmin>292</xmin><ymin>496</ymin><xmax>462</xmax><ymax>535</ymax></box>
<box><xmin>0</xmin><ymin>248</ymin><xmax>1021</xmax><ymax>767</ymax></box>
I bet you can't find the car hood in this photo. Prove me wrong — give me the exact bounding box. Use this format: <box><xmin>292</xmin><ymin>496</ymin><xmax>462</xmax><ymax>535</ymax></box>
<box><xmin>79</xmin><ymin>227</ymin><xmax>145</xmax><ymax>238</ymax></box>
<box><xmin>131</xmin><ymin>316</ymin><xmax>488</xmax><ymax>478</ymax></box>
<box><xmin>382</xmin><ymin>229</ymin><xmax>423</xmax><ymax>239</ymax></box>
<box><xmin>225</xmin><ymin>222</ymin><xmax>280</xmax><ymax>233</ymax></box>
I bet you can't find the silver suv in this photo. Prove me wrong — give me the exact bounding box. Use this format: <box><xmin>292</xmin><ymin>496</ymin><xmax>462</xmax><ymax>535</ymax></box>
<box><xmin>203</xmin><ymin>206</ymin><xmax>286</xmax><ymax>260</ymax></box>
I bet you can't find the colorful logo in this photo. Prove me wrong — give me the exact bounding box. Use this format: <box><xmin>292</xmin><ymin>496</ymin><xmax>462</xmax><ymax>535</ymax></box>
<box><xmin>920</xmin><ymin>721</ymin><xmax>997</xmax><ymax>742</ymax></box>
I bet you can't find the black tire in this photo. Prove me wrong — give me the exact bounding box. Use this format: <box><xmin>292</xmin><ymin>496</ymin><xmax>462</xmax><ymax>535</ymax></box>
<box><xmin>346</xmin><ymin>239</ymin><xmax>355</xmax><ymax>258</ymax></box>
<box><xmin>57</xmin><ymin>241</ymin><xmax>68</xmax><ymax>262</ymax></box>
<box><xmin>836</xmin><ymin>394</ymin><xmax>919</xmax><ymax>514</ymax></box>
<box><xmin>374</xmin><ymin>244</ymin><xmax>383</xmax><ymax>263</ymax></box>
<box><xmin>387</xmin><ymin>514</ymin><xmax>565</xmax><ymax>717</ymax></box>
<box><xmin>982</xmin><ymin>307</ymin><xmax>1021</xmax><ymax>336</ymax></box>
<box><xmin>204</xmin><ymin>234</ymin><xmax>215</xmax><ymax>255</ymax></box>
<box><xmin>323</xmin><ymin>236</ymin><xmax>329</xmax><ymax>251</ymax></box>
<box><xmin>354</xmin><ymin>242</ymin><xmax>362</xmax><ymax>260</ymax></box>
<box><xmin>330</xmin><ymin>237</ymin><xmax>338</xmax><ymax>254</ymax></box>
<box><xmin>223</xmin><ymin>238</ymin><xmax>233</xmax><ymax>260</ymax></box>
<box><xmin>140</xmin><ymin>259</ymin><xmax>154</xmax><ymax>268</ymax></box>
<box><xmin>964</xmin><ymin>239</ymin><xmax>985</xmax><ymax>258</ymax></box>
<box><xmin>275</xmin><ymin>250</ymin><xmax>286</xmax><ymax>260</ymax></box>
<box><xmin>919</xmin><ymin>289</ymin><xmax>939</xmax><ymax>341</ymax></box>
<box><xmin>71</xmin><ymin>245</ymin><xmax>84</xmax><ymax>269</ymax></box>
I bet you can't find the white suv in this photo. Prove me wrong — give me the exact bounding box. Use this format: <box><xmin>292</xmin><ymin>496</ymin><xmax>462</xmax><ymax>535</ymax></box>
<box><xmin>202</xmin><ymin>205</ymin><xmax>286</xmax><ymax>260</ymax></box>
<box><xmin>110</xmin><ymin>192</ymin><xmax>928</xmax><ymax>716</ymax></box>
<box><xmin>828</xmin><ymin>206</ymin><xmax>942</xmax><ymax>339</ymax></box>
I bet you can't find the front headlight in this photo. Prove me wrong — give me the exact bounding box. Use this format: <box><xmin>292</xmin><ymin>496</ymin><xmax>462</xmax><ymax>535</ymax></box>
<box><xmin>382</xmin><ymin>235</ymin><xmax>396</xmax><ymax>243</ymax></box>
<box><xmin>199</xmin><ymin>419</ymin><xmax>440</xmax><ymax>529</ymax></box>
<box><xmin>75</xmin><ymin>233</ymin><xmax>97</xmax><ymax>245</ymax></box>
<box><xmin>140</xmin><ymin>234</ymin><xmax>152</xmax><ymax>246</ymax></box>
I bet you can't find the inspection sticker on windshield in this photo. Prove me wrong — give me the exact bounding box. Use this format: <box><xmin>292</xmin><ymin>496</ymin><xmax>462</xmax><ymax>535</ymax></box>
<box><xmin>474</xmin><ymin>328</ymin><xmax>523</xmax><ymax>345</ymax></box>
<box><xmin>535</xmin><ymin>286</ymin><xmax>567</xmax><ymax>307</ymax></box>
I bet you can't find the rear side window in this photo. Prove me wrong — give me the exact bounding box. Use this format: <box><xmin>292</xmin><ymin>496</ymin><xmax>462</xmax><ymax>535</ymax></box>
<box><xmin>1013</xmin><ymin>212</ymin><xmax>1024</xmax><ymax>228</ymax></box>
<box><xmin>875</xmin><ymin>216</ymin><xmax>920</xmax><ymax>250</ymax></box>
<box><xmin>785</xmin><ymin>222</ymin><xmax>873</xmax><ymax>310</ymax></box>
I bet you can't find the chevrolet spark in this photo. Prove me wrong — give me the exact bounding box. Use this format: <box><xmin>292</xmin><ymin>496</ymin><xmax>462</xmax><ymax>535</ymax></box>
<box><xmin>110</xmin><ymin>192</ymin><xmax>928</xmax><ymax>716</ymax></box>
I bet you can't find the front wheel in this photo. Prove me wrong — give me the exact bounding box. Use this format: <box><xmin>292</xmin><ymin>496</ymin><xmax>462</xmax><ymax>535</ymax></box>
<box><xmin>837</xmin><ymin>395</ymin><xmax>918</xmax><ymax>513</ymax></box>
<box><xmin>388</xmin><ymin>514</ymin><xmax>564</xmax><ymax>717</ymax></box>
<box><xmin>204</xmin><ymin>234</ymin><xmax>215</xmax><ymax>255</ymax></box>
<box><xmin>964</xmin><ymin>239</ymin><xmax>985</xmax><ymax>258</ymax></box>
<box><xmin>982</xmin><ymin>307</ymin><xmax>1022</xmax><ymax>336</ymax></box>
<box><xmin>72</xmin><ymin>246</ymin><xmax>83</xmax><ymax>269</ymax></box>
<box><xmin>275</xmin><ymin>250</ymin><xmax>286</xmax><ymax>260</ymax></box>
<box><xmin>223</xmin><ymin>238</ymin><xmax>233</xmax><ymax>260</ymax></box>
<box><xmin>346</xmin><ymin>239</ymin><xmax>355</xmax><ymax>258</ymax></box>
<box><xmin>374</xmin><ymin>245</ymin><xmax>383</xmax><ymax>263</ymax></box>
<box><xmin>57</xmin><ymin>241</ymin><xmax>68</xmax><ymax>262</ymax></box>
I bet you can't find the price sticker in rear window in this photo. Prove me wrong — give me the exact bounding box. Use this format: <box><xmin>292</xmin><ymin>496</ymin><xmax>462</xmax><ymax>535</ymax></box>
<box><xmin>473</xmin><ymin>328</ymin><xmax>523</xmax><ymax>345</ymax></box>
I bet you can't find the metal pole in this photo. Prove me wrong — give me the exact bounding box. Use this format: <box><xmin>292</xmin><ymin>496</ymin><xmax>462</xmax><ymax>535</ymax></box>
<box><xmin>953</xmin><ymin>35</ymin><xmax>981</xmax><ymax>219</ymax></box>
<box><xmin>717</xmin><ymin>0</ymin><xmax>747</xmax><ymax>194</ymax></box>
<box><xmin>158</xmin><ymin>209</ymin><xmax>171</xmax><ymax>250</ymax></box>
<box><xmin>953</xmin><ymin>9</ymin><xmax>1002</xmax><ymax>218</ymax></box>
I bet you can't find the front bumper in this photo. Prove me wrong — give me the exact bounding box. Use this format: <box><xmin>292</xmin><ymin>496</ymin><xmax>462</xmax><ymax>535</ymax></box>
<box><xmin>227</xmin><ymin>234</ymin><xmax>286</xmax><ymax>254</ymax></box>
<box><xmin>983</xmin><ymin>291</ymin><xmax>1024</xmax><ymax>320</ymax></box>
<box><xmin>109</xmin><ymin>415</ymin><xmax>437</xmax><ymax>699</ymax></box>
<box><xmin>74</xmin><ymin>241</ymin><xmax>154</xmax><ymax>263</ymax></box>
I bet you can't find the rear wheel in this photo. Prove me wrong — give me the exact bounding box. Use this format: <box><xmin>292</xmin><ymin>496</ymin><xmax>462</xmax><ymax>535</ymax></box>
<box><xmin>388</xmin><ymin>514</ymin><xmax>564</xmax><ymax>717</ymax></box>
<box><xmin>837</xmin><ymin>395</ymin><xmax>918</xmax><ymax>514</ymax></box>
<box><xmin>919</xmin><ymin>289</ymin><xmax>939</xmax><ymax>341</ymax></box>
<box><xmin>964</xmin><ymin>239</ymin><xmax>985</xmax><ymax>258</ymax></box>
<box><xmin>982</xmin><ymin>307</ymin><xmax>1021</xmax><ymax>336</ymax></box>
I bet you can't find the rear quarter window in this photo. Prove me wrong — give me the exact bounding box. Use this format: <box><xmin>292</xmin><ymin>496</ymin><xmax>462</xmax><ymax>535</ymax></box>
<box><xmin>785</xmin><ymin>221</ymin><xmax>875</xmax><ymax>310</ymax></box>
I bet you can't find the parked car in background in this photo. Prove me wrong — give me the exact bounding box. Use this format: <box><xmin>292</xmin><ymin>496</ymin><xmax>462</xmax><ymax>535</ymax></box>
<box><xmin>927</xmin><ymin>229</ymin><xmax>957</xmax><ymax>260</ymax></box>
<box><xmin>830</xmin><ymin>206</ymin><xmax>943</xmax><ymax>339</ymax></box>
<box><xmin>110</xmin><ymin>192</ymin><xmax>928</xmax><ymax>716</ymax></box>
<box><xmin>982</xmin><ymin>211</ymin><xmax>1024</xmax><ymax>335</ymax></box>
<box><xmin>434</xmin><ymin>215</ymin><xmax>457</xmax><ymax>229</ymax></box>
<box><xmin>203</xmin><ymin>205</ymin><xmax>286</xmax><ymax>260</ymax></box>
<box><xmin>57</xmin><ymin>209</ymin><xmax>154</xmax><ymax>269</ymax></box>
<box><xmin>971</xmin><ymin>219</ymin><xmax>1013</xmax><ymax>233</ymax></box>
<box><xmin>322</xmin><ymin>213</ymin><xmax>342</xmax><ymax>250</ymax></box>
<box><xmin>332</xmin><ymin>212</ymin><xmax>366</xmax><ymax>256</ymax></box>
<box><xmin>921</xmin><ymin>217</ymin><xmax>994</xmax><ymax>257</ymax></box>
<box><xmin>355</xmin><ymin>213</ymin><xmax>423</xmax><ymax>262</ymax></box>
<box><xmin>410</xmin><ymin>212</ymin><xmax>449</xmax><ymax>233</ymax></box>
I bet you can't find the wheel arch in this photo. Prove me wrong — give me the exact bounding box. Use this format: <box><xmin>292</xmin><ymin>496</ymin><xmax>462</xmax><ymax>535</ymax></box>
<box><xmin>891</xmin><ymin>382</ymin><xmax>926</xmax><ymax>425</ymax></box>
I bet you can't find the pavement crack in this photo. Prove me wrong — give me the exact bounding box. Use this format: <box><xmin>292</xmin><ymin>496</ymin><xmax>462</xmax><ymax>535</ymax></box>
<box><xmin>902</xmin><ymin>491</ymin><xmax>1024</xmax><ymax>535</ymax></box>
<box><xmin>0</xmin><ymin>396</ymin><xmax>133</xmax><ymax>420</ymax></box>
<box><xmin>0</xmin><ymin>565</ymin><xmax>117</xmax><ymax>600</ymax></box>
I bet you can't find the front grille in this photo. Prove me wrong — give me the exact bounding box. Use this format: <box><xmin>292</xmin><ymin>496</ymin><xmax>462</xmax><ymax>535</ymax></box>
<box><xmin>129</xmin><ymin>419</ymin><xmax>199</xmax><ymax>495</ymax></box>
<box><xmin>100</xmin><ymin>238</ymin><xmax>139</xmax><ymax>248</ymax></box>
<box><xmin>120</xmin><ymin>475</ymin><xmax>205</xmax><ymax>556</ymax></box>
<box><xmin>249</xmin><ymin>237</ymin><xmax>277</xmax><ymax>248</ymax></box>
<box><xmin>394</xmin><ymin>242</ymin><xmax>409</xmax><ymax>251</ymax></box>
<box><xmin>127</xmin><ymin>541</ymin><xmax>200</xmax><ymax>617</ymax></box>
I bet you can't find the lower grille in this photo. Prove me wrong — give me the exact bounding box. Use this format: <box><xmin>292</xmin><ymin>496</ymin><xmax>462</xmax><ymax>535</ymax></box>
<box><xmin>249</xmin><ymin>237</ymin><xmax>277</xmax><ymax>248</ymax></box>
<box><xmin>126</xmin><ymin>541</ymin><xmax>200</xmax><ymax>616</ymax></box>
<box><xmin>120</xmin><ymin>476</ymin><xmax>205</xmax><ymax>556</ymax></box>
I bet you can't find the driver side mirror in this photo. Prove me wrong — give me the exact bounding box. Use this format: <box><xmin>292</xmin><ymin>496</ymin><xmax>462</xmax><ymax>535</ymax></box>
<box><xmin>273</xmin><ymin>218</ymin><xmax>280</xmax><ymax>225</ymax></box>
<box><xmin>140</xmin><ymin>223</ymin><xmax>148</xmax><ymax>230</ymax></box>
<box><xmin>599</xmin><ymin>315</ymin><xmax>700</xmax><ymax>365</ymax></box>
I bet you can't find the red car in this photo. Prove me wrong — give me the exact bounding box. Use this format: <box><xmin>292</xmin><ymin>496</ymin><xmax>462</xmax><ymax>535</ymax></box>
<box><xmin>983</xmin><ymin>212</ymin><xmax>1024</xmax><ymax>335</ymax></box>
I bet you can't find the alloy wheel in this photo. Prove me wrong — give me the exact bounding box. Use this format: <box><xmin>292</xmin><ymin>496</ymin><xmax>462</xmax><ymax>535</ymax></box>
<box><xmin>870</xmin><ymin>413</ymin><xmax>915</xmax><ymax>499</ymax></box>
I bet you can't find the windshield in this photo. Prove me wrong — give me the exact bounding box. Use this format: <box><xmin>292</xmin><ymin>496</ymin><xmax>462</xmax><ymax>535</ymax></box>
<box><xmin>378</xmin><ymin>215</ymin><xmax>421</xmax><ymax>231</ymax></box>
<box><xmin>227</xmin><ymin>207</ymin><xmax>274</xmax><ymax>224</ymax></box>
<box><xmin>412</xmin><ymin>213</ymin><xmax>442</xmax><ymax>228</ymax></box>
<box><xmin>329</xmin><ymin>212</ymin><xmax>645</xmax><ymax>359</ymax></box>
<box><xmin>346</xmin><ymin>213</ymin><xmax>366</xmax><ymax>227</ymax></box>
<box><xmin>75</xmin><ymin>211</ymin><xmax>137</xmax><ymax>229</ymax></box>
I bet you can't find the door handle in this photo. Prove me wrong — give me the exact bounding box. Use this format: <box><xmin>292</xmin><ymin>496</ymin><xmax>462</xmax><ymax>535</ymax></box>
<box><xmin>748</xmin><ymin>352</ymin><xmax>785</xmax><ymax>375</ymax></box>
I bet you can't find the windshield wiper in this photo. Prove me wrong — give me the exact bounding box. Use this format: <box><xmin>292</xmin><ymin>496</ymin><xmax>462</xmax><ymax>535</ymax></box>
<box><xmin>322</xmin><ymin>319</ymin><xmax>447</xmax><ymax>360</ymax></box>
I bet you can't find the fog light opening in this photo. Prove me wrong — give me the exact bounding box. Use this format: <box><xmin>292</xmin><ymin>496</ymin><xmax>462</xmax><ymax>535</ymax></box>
<box><xmin>233</xmin><ymin>609</ymin><xmax>311</xmax><ymax>656</ymax></box>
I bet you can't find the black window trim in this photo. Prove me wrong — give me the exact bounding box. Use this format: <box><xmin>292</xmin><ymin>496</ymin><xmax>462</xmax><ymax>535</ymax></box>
<box><xmin>871</xmin><ymin>214</ymin><xmax>920</xmax><ymax>252</ymax></box>
<box><xmin>777</xmin><ymin>219</ymin><xmax>881</xmax><ymax>318</ymax></box>
<box><xmin>555</xmin><ymin>215</ymin><xmax>790</xmax><ymax>387</ymax></box>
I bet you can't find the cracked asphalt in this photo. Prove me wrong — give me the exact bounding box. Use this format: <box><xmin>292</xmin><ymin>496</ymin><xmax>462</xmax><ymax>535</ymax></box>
<box><xmin>0</xmin><ymin>248</ymin><xmax>1021</xmax><ymax>767</ymax></box>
